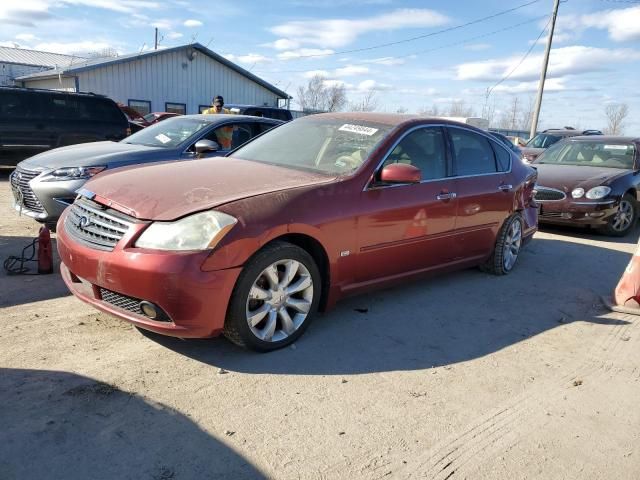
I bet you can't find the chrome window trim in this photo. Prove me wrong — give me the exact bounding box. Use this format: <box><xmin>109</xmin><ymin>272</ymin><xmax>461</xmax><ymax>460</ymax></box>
<box><xmin>364</xmin><ymin>123</ymin><xmax>513</xmax><ymax>192</ymax></box>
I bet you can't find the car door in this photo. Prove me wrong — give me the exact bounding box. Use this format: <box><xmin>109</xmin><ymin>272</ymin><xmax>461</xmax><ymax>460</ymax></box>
<box><xmin>356</xmin><ymin>126</ymin><xmax>458</xmax><ymax>283</ymax></box>
<box><xmin>446</xmin><ymin>126</ymin><xmax>514</xmax><ymax>260</ymax></box>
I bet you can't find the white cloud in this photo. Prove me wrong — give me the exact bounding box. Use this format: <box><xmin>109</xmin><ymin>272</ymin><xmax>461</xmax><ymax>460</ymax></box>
<box><xmin>365</xmin><ymin>56</ymin><xmax>407</xmax><ymax>66</ymax></box>
<box><xmin>270</xmin><ymin>8</ymin><xmax>449</xmax><ymax>49</ymax></box>
<box><xmin>490</xmin><ymin>78</ymin><xmax>566</xmax><ymax>94</ymax></box>
<box><xmin>334</xmin><ymin>65</ymin><xmax>370</xmax><ymax>77</ymax></box>
<box><xmin>262</xmin><ymin>38</ymin><xmax>300</xmax><ymax>51</ymax></box>
<box><xmin>277</xmin><ymin>48</ymin><xmax>334</xmax><ymax>60</ymax></box>
<box><xmin>60</xmin><ymin>0</ymin><xmax>161</xmax><ymax>13</ymax></box>
<box><xmin>183</xmin><ymin>19</ymin><xmax>203</xmax><ymax>27</ymax></box>
<box><xmin>581</xmin><ymin>6</ymin><xmax>640</xmax><ymax>42</ymax></box>
<box><xmin>33</xmin><ymin>41</ymin><xmax>115</xmax><ymax>55</ymax></box>
<box><xmin>15</xmin><ymin>33</ymin><xmax>38</xmax><ymax>42</ymax></box>
<box><xmin>456</xmin><ymin>46</ymin><xmax>640</xmax><ymax>83</ymax></box>
<box><xmin>236</xmin><ymin>53</ymin><xmax>272</xmax><ymax>64</ymax></box>
<box><xmin>151</xmin><ymin>19</ymin><xmax>172</xmax><ymax>29</ymax></box>
<box><xmin>166</xmin><ymin>31</ymin><xmax>183</xmax><ymax>39</ymax></box>
<box><xmin>302</xmin><ymin>70</ymin><xmax>330</xmax><ymax>78</ymax></box>
<box><xmin>0</xmin><ymin>0</ymin><xmax>55</xmax><ymax>27</ymax></box>
<box><xmin>397</xmin><ymin>87</ymin><xmax>438</xmax><ymax>96</ymax></box>
<box><xmin>356</xmin><ymin>79</ymin><xmax>393</xmax><ymax>91</ymax></box>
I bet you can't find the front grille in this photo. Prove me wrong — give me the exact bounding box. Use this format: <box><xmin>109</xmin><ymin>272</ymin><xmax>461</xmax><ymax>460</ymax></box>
<box><xmin>99</xmin><ymin>288</ymin><xmax>170</xmax><ymax>322</ymax></box>
<box><xmin>10</xmin><ymin>167</ymin><xmax>45</xmax><ymax>213</ymax></box>
<box><xmin>539</xmin><ymin>211</ymin><xmax>564</xmax><ymax>218</ymax></box>
<box><xmin>100</xmin><ymin>288</ymin><xmax>144</xmax><ymax>315</ymax></box>
<box><xmin>534</xmin><ymin>186</ymin><xmax>566</xmax><ymax>202</ymax></box>
<box><xmin>65</xmin><ymin>198</ymin><xmax>133</xmax><ymax>251</ymax></box>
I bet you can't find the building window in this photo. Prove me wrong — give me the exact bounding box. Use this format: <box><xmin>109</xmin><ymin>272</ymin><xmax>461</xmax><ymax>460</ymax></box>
<box><xmin>199</xmin><ymin>104</ymin><xmax>210</xmax><ymax>114</ymax></box>
<box><xmin>128</xmin><ymin>99</ymin><xmax>151</xmax><ymax>116</ymax></box>
<box><xmin>165</xmin><ymin>102</ymin><xmax>186</xmax><ymax>115</ymax></box>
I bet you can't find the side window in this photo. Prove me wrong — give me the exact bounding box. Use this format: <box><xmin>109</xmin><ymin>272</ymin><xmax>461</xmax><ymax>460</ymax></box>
<box><xmin>382</xmin><ymin>127</ymin><xmax>447</xmax><ymax>181</ymax></box>
<box><xmin>490</xmin><ymin>140</ymin><xmax>511</xmax><ymax>172</ymax></box>
<box><xmin>0</xmin><ymin>91</ymin><xmax>40</xmax><ymax>119</ymax></box>
<box><xmin>201</xmin><ymin>123</ymin><xmax>255</xmax><ymax>151</ymax></box>
<box><xmin>230</xmin><ymin>123</ymin><xmax>255</xmax><ymax>149</ymax></box>
<box><xmin>128</xmin><ymin>100</ymin><xmax>151</xmax><ymax>116</ymax></box>
<box><xmin>80</xmin><ymin>98</ymin><xmax>124</xmax><ymax>123</ymax></box>
<box><xmin>450</xmin><ymin>129</ymin><xmax>497</xmax><ymax>176</ymax></box>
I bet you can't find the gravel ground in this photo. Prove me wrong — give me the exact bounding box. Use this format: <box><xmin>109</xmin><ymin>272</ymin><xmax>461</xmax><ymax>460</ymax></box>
<box><xmin>0</xmin><ymin>168</ymin><xmax>638</xmax><ymax>479</ymax></box>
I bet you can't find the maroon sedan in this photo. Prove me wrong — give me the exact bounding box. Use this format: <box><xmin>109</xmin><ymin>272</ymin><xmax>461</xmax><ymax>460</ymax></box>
<box><xmin>57</xmin><ymin>113</ymin><xmax>538</xmax><ymax>351</ymax></box>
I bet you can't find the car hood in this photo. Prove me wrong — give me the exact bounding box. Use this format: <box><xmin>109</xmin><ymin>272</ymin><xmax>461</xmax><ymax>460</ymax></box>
<box><xmin>19</xmin><ymin>141</ymin><xmax>167</xmax><ymax>170</ymax></box>
<box><xmin>521</xmin><ymin>147</ymin><xmax>545</xmax><ymax>158</ymax></box>
<box><xmin>533</xmin><ymin>163</ymin><xmax>628</xmax><ymax>191</ymax></box>
<box><xmin>84</xmin><ymin>157</ymin><xmax>336</xmax><ymax>221</ymax></box>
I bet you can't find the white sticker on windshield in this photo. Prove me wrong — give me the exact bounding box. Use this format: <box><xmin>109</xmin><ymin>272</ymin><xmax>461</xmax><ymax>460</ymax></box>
<box><xmin>604</xmin><ymin>144</ymin><xmax>628</xmax><ymax>150</ymax></box>
<box><xmin>339</xmin><ymin>124</ymin><xmax>378</xmax><ymax>136</ymax></box>
<box><xmin>155</xmin><ymin>133</ymin><xmax>171</xmax><ymax>144</ymax></box>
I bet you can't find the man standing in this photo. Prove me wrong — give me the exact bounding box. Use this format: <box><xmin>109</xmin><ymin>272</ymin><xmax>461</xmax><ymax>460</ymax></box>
<box><xmin>202</xmin><ymin>95</ymin><xmax>233</xmax><ymax>149</ymax></box>
<box><xmin>203</xmin><ymin>95</ymin><xmax>230</xmax><ymax>114</ymax></box>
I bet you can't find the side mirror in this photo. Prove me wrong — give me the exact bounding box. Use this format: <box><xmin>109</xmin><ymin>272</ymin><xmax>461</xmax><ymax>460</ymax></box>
<box><xmin>380</xmin><ymin>163</ymin><xmax>421</xmax><ymax>184</ymax></box>
<box><xmin>194</xmin><ymin>139</ymin><xmax>219</xmax><ymax>154</ymax></box>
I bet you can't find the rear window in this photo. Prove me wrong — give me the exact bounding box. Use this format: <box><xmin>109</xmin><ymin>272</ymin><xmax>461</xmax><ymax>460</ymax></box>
<box><xmin>40</xmin><ymin>94</ymin><xmax>123</xmax><ymax>123</ymax></box>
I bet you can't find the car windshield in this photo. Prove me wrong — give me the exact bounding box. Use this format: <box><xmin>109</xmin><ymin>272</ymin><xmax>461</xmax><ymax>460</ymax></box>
<box><xmin>122</xmin><ymin>117</ymin><xmax>211</xmax><ymax>148</ymax></box>
<box><xmin>527</xmin><ymin>133</ymin><xmax>562</xmax><ymax>149</ymax></box>
<box><xmin>535</xmin><ymin>141</ymin><xmax>636</xmax><ymax>169</ymax></box>
<box><xmin>229</xmin><ymin>117</ymin><xmax>393</xmax><ymax>175</ymax></box>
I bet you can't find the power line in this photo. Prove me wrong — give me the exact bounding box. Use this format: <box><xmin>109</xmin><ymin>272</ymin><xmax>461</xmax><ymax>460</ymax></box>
<box><xmin>254</xmin><ymin>15</ymin><xmax>548</xmax><ymax>75</ymax></box>
<box><xmin>286</xmin><ymin>0</ymin><xmax>544</xmax><ymax>59</ymax></box>
<box><xmin>486</xmin><ymin>15</ymin><xmax>552</xmax><ymax>98</ymax></box>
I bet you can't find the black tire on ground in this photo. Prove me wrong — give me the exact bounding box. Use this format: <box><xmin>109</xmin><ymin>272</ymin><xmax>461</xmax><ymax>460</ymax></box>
<box><xmin>480</xmin><ymin>212</ymin><xmax>524</xmax><ymax>276</ymax></box>
<box><xmin>601</xmin><ymin>193</ymin><xmax>636</xmax><ymax>237</ymax></box>
<box><xmin>223</xmin><ymin>241</ymin><xmax>321</xmax><ymax>352</ymax></box>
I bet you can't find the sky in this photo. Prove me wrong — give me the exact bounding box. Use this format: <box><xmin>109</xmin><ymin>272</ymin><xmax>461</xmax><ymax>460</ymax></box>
<box><xmin>1</xmin><ymin>0</ymin><xmax>639</xmax><ymax>133</ymax></box>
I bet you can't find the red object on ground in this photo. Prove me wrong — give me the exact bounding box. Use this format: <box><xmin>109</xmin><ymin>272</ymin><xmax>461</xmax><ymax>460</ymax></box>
<box><xmin>614</xmin><ymin>239</ymin><xmax>640</xmax><ymax>309</ymax></box>
<box><xmin>37</xmin><ymin>226</ymin><xmax>53</xmax><ymax>274</ymax></box>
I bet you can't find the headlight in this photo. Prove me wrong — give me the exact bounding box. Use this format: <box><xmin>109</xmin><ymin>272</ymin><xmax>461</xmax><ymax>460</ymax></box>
<box><xmin>585</xmin><ymin>186</ymin><xmax>611</xmax><ymax>200</ymax></box>
<box><xmin>42</xmin><ymin>166</ymin><xmax>106</xmax><ymax>181</ymax></box>
<box><xmin>571</xmin><ymin>188</ymin><xmax>585</xmax><ymax>199</ymax></box>
<box><xmin>135</xmin><ymin>211</ymin><xmax>237</xmax><ymax>251</ymax></box>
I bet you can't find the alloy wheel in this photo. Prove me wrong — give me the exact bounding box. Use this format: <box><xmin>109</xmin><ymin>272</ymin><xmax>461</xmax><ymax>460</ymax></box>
<box><xmin>245</xmin><ymin>259</ymin><xmax>314</xmax><ymax>343</ymax></box>
<box><xmin>503</xmin><ymin>219</ymin><xmax>522</xmax><ymax>271</ymax></box>
<box><xmin>612</xmin><ymin>200</ymin><xmax>634</xmax><ymax>233</ymax></box>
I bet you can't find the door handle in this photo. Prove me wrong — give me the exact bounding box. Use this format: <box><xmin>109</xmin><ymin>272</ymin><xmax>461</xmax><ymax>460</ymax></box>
<box><xmin>436</xmin><ymin>192</ymin><xmax>457</xmax><ymax>201</ymax></box>
<box><xmin>498</xmin><ymin>184</ymin><xmax>513</xmax><ymax>192</ymax></box>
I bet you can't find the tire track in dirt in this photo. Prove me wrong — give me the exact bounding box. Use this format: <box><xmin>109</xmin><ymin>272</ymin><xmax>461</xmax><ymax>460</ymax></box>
<box><xmin>404</xmin><ymin>312</ymin><xmax>638</xmax><ymax>479</ymax></box>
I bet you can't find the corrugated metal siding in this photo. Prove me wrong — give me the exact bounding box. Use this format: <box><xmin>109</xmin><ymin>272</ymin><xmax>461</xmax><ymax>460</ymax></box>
<box><xmin>0</xmin><ymin>46</ymin><xmax>82</xmax><ymax>68</ymax></box>
<box><xmin>76</xmin><ymin>50</ymin><xmax>279</xmax><ymax>114</ymax></box>
<box><xmin>0</xmin><ymin>63</ymin><xmax>48</xmax><ymax>86</ymax></box>
<box><xmin>21</xmin><ymin>76</ymin><xmax>77</xmax><ymax>92</ymax></box>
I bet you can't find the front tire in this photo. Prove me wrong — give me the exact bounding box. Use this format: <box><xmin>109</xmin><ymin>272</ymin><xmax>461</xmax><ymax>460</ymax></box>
<box><xmin>224</xmin><ymin>241</ymin><xmax>321</xmax><ymax>352</ymax></box>
<box><xmin>481</xmin><ymin>213</ymin><xmax>523</xmax><ymax>276</ymax></box>
<box><xmin>602</xmin><ymin>194</ymin><xmax>636</xmax><ymax>237</ymax></box>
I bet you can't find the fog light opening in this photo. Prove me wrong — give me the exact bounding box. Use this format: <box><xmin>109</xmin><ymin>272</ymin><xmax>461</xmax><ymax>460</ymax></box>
<box><xmin>140</xmin><ymin>301</ymin><xmax>158</xmax><ymax>319</ymax></box>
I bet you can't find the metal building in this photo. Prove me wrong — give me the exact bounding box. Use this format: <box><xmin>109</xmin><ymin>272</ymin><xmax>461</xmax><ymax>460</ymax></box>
<box><xmin>16</xmin><ymin>43</ymin><xmax>290</xmax><ymax>115</ymax></box>
<box><xmin>0</xmin><ymin>46</ymin><xmax>83</xmax><ymax>87</ymax></box>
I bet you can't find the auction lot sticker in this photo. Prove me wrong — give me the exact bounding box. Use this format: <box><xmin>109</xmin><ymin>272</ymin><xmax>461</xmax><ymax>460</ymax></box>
<box><xmin>155</xmin><ymin>133</ymin><xmax>172</xmax><ymax>144</ymax></box>
<box><xmin>339</xmin><ymin>124</ymin><xmax>378</xmax><ymax>136</ymax></box>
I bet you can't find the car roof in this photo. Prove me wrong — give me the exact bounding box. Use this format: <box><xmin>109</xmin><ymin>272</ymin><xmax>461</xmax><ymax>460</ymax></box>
<box><xmin>565</xmin><ymin>135</ymin><xmax>640</xmax><ymax>143</ymax></box>
<box><xmin>303</xmin><ymin>112</ymin><xmax>488</xmax><ymax>130</ymax></box>
<box><xmin>181</xmin><ymin>114</ymin><xmax>281</xmax><ymax>123</ymax></box>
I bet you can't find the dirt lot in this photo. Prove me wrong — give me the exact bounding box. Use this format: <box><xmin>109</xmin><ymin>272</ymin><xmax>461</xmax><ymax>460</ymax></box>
<box><xmin>0</xmin><ymin>168</ymin><xmax>638</xmax><ymax>479</ymax></box>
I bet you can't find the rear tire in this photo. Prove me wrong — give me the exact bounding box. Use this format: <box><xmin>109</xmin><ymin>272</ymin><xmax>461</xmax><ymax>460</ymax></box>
<box><xmin>481</xmin><ymin>213</ymin><xmax>523</xmax><ymax>276</ymax></box>
<box><xmin>224</xmin><ymin>241</ymin><xmax>321</xmax><ymax>352</ymax></box>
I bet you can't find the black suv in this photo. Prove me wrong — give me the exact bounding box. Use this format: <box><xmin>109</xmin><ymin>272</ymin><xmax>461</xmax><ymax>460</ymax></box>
<box><xmin>522</xmin><ymin>127</ymin><xmax>603</xmax><ymax>162</ymax></box>
<box><xmin>225</xmin><ymin>104</ymin><xmax>293</xmax><ymax>122</ymax></box>
<box><xmin>0</xmin><ymin>87</ymin><xmax>128</xmax><ymax>166</ymax></box>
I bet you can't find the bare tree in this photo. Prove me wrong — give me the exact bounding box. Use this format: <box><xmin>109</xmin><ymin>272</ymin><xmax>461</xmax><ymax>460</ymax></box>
<box><xmin>519</xmin><ymin>96</ymin><xmax>534</xmax><ymax>132</ymax></box>
<box><xmin>447</xmin><ymin>100</ymin><xmax>474</xmax><ymax>117</ymax></box>
<box><xmin>296</xmin><ymin>74</ymin><xmax>347</xmax><ymax>112</ymax></box>
<box><xmin>604</xmin><ymin>103</ymin><xmax>629</xmax><ymax>135</ymax></box>
<box><xmin>325</xmin><ymin>83</ymin><xmax>347</xmax><ymax>112</ymax></box>
<box><xmin>418</xmin><ymin>104</ymin><xmax>440</xmax><ymax>116</ymax></box>
<box><xmin>350</xmin><ymin>89</ymin><xmax>379</xmax><ymax>112</ymax></box>
<box><xmin>395</xmin><ymin>106</ymin><xmax>408</xmax><ymax>114</ymax></box>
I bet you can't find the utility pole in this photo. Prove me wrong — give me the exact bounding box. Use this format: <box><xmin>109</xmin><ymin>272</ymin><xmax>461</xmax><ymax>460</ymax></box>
<box><xmin>530</xmin><ymin>0</ymin><xmax>560</xmax><ymax>139</ymax></box>
<box><xmin>154</xmin><ymin>28</ymin><xmax>158</xmax><ymax>50</ymax></box>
